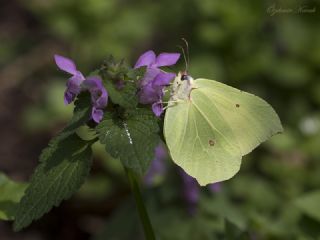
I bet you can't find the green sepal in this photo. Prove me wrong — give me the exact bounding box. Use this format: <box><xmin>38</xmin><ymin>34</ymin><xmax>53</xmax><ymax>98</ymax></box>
<box><xmin>99</xmin><ymin>55</ymin><xmax>146</xmax><ymax>109</ymax></box>
<box><xmin>103</xmin><ymin>80</ymin><xmax>139</xmax><ymax>109</ymax></box>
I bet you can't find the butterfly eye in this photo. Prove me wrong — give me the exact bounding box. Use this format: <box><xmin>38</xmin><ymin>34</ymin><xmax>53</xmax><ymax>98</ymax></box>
<box><xmin>181</xmin><ymin>75</ymin><xmax>189</xmax><ymax>81</ymax></box>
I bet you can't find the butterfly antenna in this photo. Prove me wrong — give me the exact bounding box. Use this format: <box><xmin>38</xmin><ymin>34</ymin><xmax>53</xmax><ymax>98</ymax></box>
<box><xmin>177</xmin><ymin>44</ymin><xmax>188</xmax><ymax>72</ymax></box>
<box><xmin>181</xmin><ymin>38</ymin><xmax>190</xmax><ymax>72</ymax></box>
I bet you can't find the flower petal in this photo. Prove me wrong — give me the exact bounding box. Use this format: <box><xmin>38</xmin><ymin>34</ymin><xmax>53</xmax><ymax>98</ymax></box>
<box><xmin>82</xmin><ymin>76</ymin><xmax>103</xmax><ymax>89</ymax></box>
<box><xmin>180</xmin><ymin>169</ymin><xmax>200</xmax><ymax>215</ymax></box>
<box><xmin>155</xmin><ymin>144</ymin><xmax>168</xmax><ymax>160</ymax></box>
<box><xmin>64</xmin><ymin>90</ymin><xmax>77</xmax><ymax>105</ymax></box>
<box><xmin>63</xmin><ymin>75</ymin><xmax>84</xmax><ymax>104</ymax></box>
<box><xmin>144</xmin><ymin>144</ymin><xmax>167</xmax><ymax>186</ymax></box>
<box><xmin>54</xmin><ymin>54</ymin><xmax>78</xmax><ymax>75</ymax></box>
<box><xmin>134</xmin><ymin>50</ymin><xmax>156</xmax><ymax>68</ymax></box>
<box><xmin>67</xmin><ymin>74</ymin><xmax>84</xmax><ymax>91</ymax></box>
<box><xmin>152</xmin><ymin>72</ymin><xmax>175</xmax><ymax>87</ymax></box>
<box><xmin>139</xmin><ymin>67</ymin><xmax>161</xmax><ymax>87</ymax></box>
<box><xmin>180</xmin><ymin>170</ymin><xmax>200</xmax><ymax>204</ymax></box>
<box><xmin>208</xmin><ymin>183</ymin><xmax>222</xmax><ymax>193</ymax></box>
<box><xmin>83</xmin><ymin>76</ymin><xmax>108</xmax><ymax>109</ymax></box>
<box><xmin>92</xmin><ymin>107</ymin><xmax>104</xmax><ymax>123</ymax></box>
<box><xmin>152</xmin><ymin>101</ymin><xmax>164</xmax><ymax>117</ymax></box>
<box><xmin>139</xmin><ymin>83</ymin><xmax>162</xmax><ymax>104</ymax></box>
<box><xmin>155</xmin><ymin>53</ymin><xmax>180</xmax><ymax>67</ymax></box>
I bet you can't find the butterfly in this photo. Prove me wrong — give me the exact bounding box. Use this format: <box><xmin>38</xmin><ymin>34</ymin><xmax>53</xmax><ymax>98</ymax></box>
<box><xmin>164</xmin><ymin>71</ymin><xmax>283</xmax><ymax>185</ymax></box>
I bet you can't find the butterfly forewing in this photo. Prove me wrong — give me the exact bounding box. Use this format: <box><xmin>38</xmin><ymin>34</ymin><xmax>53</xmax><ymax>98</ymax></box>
<box><xmin>195</xmin><ymin>79</ymin><xmax>283</xmax><ymax>156</ymax></box>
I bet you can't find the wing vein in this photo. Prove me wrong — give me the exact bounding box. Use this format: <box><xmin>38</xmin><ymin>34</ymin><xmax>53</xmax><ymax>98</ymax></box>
<box><xmin>192</xmin><ymin>101</ymin><xmax>236</xmax><ymax>151</ymax></box>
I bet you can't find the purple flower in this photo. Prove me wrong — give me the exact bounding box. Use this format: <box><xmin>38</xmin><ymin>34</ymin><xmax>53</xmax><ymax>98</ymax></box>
<box><xmin>54</xmin><ymin>54</ymin><xmax>85</xmax><ymax>104</ymax></box>
<box><xmin>83</xmin><ymin>76</ymin><xmax>108</xmax><ymax>123</ymax></box>
<box><xmin>179</xmin><ymin>170</ymin><xmax>223</xmax><ymax>215</ymax></box>
<box><xmin>152</xmin><ymin>101</ymin><xmax>164</xmax><ymax>117</ymax></box>
<box><xmin>54</xmin><ymin>54</ymin><xmax>108</xmax><ymax>123</ymax></box>
<box><xmin>144</xmin><ymin>144</ymin><xmax>168</xmax><ymax>186</ymax></box>
<box><xmin>134</xmin><ymin>50</ymin><xmax>180</xmax><ymax>116</ymax></box>
<box><xmin>208</xmin><ymin>183</ymin><xmax>222</xmax><ymax>193</ymax></box>
<box><xmin>179</xmin><ymin>169</ymin><xmax>200</xmax><ymax>215</ymax></box>
<box><xmin>134</xmin><ymin>51</ymin><xmax>180</xmax><ymax>69</ymax></box>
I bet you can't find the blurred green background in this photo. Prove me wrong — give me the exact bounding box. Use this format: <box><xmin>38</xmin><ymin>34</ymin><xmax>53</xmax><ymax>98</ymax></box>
<box><xmin>0</xmin><ymin>0</ymin><xmax>320</xmax><ymax>239</ymax></box>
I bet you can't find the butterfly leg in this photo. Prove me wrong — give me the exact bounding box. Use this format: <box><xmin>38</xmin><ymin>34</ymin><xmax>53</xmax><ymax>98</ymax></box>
<box><xmin>163</xmin><ymin>99</ymin><xmax>183</xmax><ymax>109</ymax></box>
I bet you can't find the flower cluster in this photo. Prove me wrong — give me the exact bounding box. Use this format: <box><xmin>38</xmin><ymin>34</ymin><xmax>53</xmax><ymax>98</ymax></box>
<box><xmin>55</xmin><ymin>50</ymin><xmax>180</xmax><ymax>122</ymax></box>
<box><xmin>134</xmin><ymin>50</ymin><xmax>180</xmax><ymax>117</ymax></box>
<box><xmin>54</xmin><ymin>55</ymin><xmax>108</xmax><ymax>123</ymax></box>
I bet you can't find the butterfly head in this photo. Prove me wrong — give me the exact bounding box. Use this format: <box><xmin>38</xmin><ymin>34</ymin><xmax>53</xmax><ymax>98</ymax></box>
<box><xmin>177</xmin><ymin>38</ymin><xmax>193</xmax><ymax>82</ymax></box>
<box><xmin>180</xmin><ymin>71</ymin><xmax>193</xmax><ymax>82</ymax></box>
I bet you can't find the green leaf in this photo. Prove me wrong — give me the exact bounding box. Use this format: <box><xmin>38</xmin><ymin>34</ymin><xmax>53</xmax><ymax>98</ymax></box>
<box><xmin>13</xmin><ymin>92</ymin><xmax>92</xmax><ymax>230</ymax></box>
<box><xmin>58</xmin><ymin>92</ymin><xmax>91</xmax><ymax>140</ymax></box>
<box><xmin>38</xmin><ymin>92</ymin><xmax>92</xmax><ymax>161</ymax></box>
<box><xmin>96</xmin><ymin>108</ymin><xmax>160</xmax><ymax>174</ymax></box>
<box><xmin>0</xmin><ymin>173</ymin><xmax>27</xmax><ymax>221</ymax></box>
<box><xmin>104</xmin><ymin>80</ymin><xmax>138</xmax><ymax>109</ymax></box>
<box><xmin>294</xmin><ymin>190</ymin><xmax>320</xmax><ymax>222</ymax></box>
<box><xmin>13</xmin><ymin>134</ymin><xmax>93</xmax><ymax>231</ymax></box>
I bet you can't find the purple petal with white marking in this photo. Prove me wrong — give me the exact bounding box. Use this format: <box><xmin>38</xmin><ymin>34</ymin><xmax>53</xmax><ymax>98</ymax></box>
<box><xmin>54</xmin><ymin>54</ymin><xmax>78</xmax><ymax>75</ymax></box>
<box><xmin>152</xmin><ymin>72</ymin><xmax>175</xmax><ymax>87</ymax></box>
<box><xmin>155</xmin><ymin>53</ymin><xmax>180</xmax><ymax>67</ymax></box>
<box><xmin>134</xmin><ymin>50</ymin><xmax>156</xmax><ymax>68</ymax></box>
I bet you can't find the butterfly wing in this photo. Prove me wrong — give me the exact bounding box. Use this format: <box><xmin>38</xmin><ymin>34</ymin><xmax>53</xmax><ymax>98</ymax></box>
<box><xmin>164</xmin><ymin>78</ymin><xmax>283</xmax><ymax>185</ymax></box>
<box><xmin>164</xmin><ymin>93</ymin><xmax>242</xmax><ymax>186</ymax></box>
<box><xmin>194</xmin><ymin>79</ymin><xmax>283</xmax><ymax>156</ymax></box>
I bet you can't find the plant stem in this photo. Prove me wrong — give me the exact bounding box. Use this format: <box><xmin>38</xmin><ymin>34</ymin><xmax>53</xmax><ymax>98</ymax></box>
<box><xmin>124</xmin><ymin>167</ymin><xmax>156</xmax><ymax>240</ymax></box>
